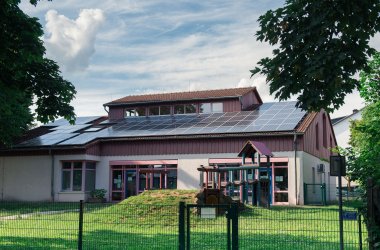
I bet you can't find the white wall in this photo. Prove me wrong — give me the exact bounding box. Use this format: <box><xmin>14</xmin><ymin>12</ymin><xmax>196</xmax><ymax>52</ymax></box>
<box><xmin>333</xmin><ymin>110</ymin><xmax>362</xmax><ymax>187</ymax></box>
<box><xmin>302</xmin><ymin>152</ymin><xmax>337</xmax><ymax>204</ymax></box>
<box><xmin>0</xmin><ymin>155</ymin><xmax>51</xmax><ymax>201</ymax></box>
<box><xmin>334</xmin><ymin>111</ymin><xmax>362</xmax><ymax>149</ymax></box>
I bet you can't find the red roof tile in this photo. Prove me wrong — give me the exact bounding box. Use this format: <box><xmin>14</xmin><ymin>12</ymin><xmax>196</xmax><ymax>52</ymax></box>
<box><xmin>105</xmin><ymin>87</ymin><xmax>258</xmax><ymax>106</ymax></box>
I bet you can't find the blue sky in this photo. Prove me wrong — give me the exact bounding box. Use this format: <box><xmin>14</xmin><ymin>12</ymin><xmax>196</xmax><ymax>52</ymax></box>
<box><xmin>20</xmin><ymin>0</ymin><xmax>380</xmax><ymax>118</ymax></box>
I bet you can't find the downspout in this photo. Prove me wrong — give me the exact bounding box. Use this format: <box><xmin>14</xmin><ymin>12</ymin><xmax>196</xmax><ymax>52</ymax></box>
<box><xmin>49</xmin><ymin>148</ymin><xmax>55</xmax><ymax>202</ymax></box>
<box><xmin>238</xmin><ymin>96</ymin><xmax>243</xmax><ymax>110</ymax></box>
<box><xmin>103</xmin><ymin>105</ymin><xmax>109</xmax><ymax>114</ymax></box>
<box><xmin>293</xmin><ymin>132</ymin><xmax>298</xmax><ymax>205</ymax></box>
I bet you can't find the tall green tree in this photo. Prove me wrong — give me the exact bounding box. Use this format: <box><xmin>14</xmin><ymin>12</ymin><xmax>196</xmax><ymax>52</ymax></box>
<box><xmin>251</xmin><ymin>0</ymin><xmax>380</xmax><ymax>112</ymax></box>
<box><xmin>0</xmin><ymin>0</ymin><xmax>76</xmax><ymax>145</ymax></box>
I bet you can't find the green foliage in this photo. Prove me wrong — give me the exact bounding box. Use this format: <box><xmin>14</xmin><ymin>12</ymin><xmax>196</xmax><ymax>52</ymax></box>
<box><xmin>252</xmin><ymin>0</ymin><xmax>380</xmax><ymax>112</ymax></box>
<box><xmin>349</xmin><ymin>103</ymin><xmax>380</xmax><ymax>186</ymax></box>
<box><xmin>359</xmin><ymin>51</ymin><xmax>380</xmax><ymax>104</ymax></box>
<box><xmin>90</xmin><ymin>189</ymin><xmax>107</xmax><ymax>199</ymax></box>
<box><xmin>0</xmin><ymin>0</ymin><xmax>76</xmax><ymax>145</ymax></box>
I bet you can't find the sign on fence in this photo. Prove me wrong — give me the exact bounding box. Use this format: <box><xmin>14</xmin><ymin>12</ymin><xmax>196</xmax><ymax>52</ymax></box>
<box><xmin>200</xmin><ymin>207</ymin><xmax>216</xmax><ymax>219</ymax></box>
<box><xmin>342</xmin><ymin>211</ymin><xmax>357</xmax><ymax>221</ymax></box>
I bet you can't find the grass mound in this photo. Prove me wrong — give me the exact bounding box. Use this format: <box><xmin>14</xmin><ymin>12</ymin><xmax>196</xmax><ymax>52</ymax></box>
<box><xmin>86</xmin><ymin>190</ymin><xmax>198</xmax><ymax>225</ymax></box>
<box><xmin>119</xmin><ymin>190</ymin><xmax>197</xmax><ymax>205</ymax></box>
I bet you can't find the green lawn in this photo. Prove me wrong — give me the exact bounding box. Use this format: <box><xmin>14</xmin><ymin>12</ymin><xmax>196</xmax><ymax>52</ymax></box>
<box><xmin>0</xmin><ymin>191</ymin><xmax>368</xmax><ymax>249</ymax></box>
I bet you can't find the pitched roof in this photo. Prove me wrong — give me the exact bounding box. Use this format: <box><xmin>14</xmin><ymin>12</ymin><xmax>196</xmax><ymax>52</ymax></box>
<box><xmin>12</xmin><ymin>101</ymin><xmax>307</xmax><ymax>148</ymax></box>
<box><xmin>331</xmin><ymin>116</ymin><xmax>346</xmax><ymax>125</ymax></box>
<box><xmin>104</xmin><ymin>87</ymin><xmax>259</xmax><ymax>106</ymax></box>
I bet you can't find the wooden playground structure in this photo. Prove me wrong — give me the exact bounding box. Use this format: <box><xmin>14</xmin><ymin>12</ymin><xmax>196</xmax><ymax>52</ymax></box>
<box><xmin>197</xmin><ymin>141</ymin><xmax>274</xmax><ymax>208</ymax></box>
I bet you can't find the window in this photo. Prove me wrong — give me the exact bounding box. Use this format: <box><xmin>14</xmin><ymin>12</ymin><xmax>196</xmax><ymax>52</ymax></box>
<box><xmin>200</xmin><ymin>102</ymin><xmax>223</xmax><ymax>113</ymax></box>
<box><xmin>174</xmin><ymin>105</ymin><xmax>185</xmax><ymax>114</ymax></box>
<box><xmin>315</xmin><ymin>123</ymin><xmax>319</xmax><ymax>150</ymax></box>
<box><xmin>323</xmin><ymin>114</ymin><xmax>327</xmax><ymax>148</ymax></box>
<box><xmin>174</xmin><ymin>104</ymin><xmax>196</xmax><ymax>114</ymax></box>
<box><xmin>200</xmin><ymin>103</ymin><xmax>212</xmax><ymax>113</ymax></box>
<box><xmin>124</xmin><ymin>108</ymin><xmax>146</xmax><ymax>117</ymax></box>
<box><xmin>135</xmin><ymin>107</ymin><xmax>146</xmax><ymax>116</ymax></box>
<box><xmin>184</xmin><ymin>104</ymin><xmax>196</xmax><ymax>113</ymax></box>
<box><xmin>149</xmin><ymin>106</ymin><xmax>159</xmax><ymax>116</ymax></box>
<box><xmin>212</xmin><ymin>103</ymin><xmax>223</xmax><ymax>113</ymax></box>
<box><xmin>160</xmin><ymin>106</ymin><xmax>171</xmax><ymax>115</ymax></box>
<box><xmin>61</xmin><ymin>161</ymin><xmax>96</xmax><ymax>192</ymax></box>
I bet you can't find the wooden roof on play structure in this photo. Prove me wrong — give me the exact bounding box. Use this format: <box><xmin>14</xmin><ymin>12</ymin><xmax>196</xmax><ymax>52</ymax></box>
<box><xmin>237</xmin><ymin>141</ymin><xmax>273</xmax><ymax>157</ymax></box>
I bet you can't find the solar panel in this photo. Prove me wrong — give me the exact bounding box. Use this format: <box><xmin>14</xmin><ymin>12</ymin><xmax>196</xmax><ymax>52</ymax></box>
<box><xmin>23</xmin><ymin>101</ymin><xmax>307</xmax><ymax>146</ymax></box>
<box><xmin>44</xmin><ymin>116</ymin><xmax>102</xmax><ymax>127</ymax></box>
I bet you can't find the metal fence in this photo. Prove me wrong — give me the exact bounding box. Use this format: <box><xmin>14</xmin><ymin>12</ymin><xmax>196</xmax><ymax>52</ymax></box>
<box><xmin>304</xmin><ymin>183</ymin><xmax>327</xmax><ymax>205</ymax></box>
<box><xmin>0</xmin><ymin>201</ymin><xmax>368</xmax><ymax>249</ymax></box>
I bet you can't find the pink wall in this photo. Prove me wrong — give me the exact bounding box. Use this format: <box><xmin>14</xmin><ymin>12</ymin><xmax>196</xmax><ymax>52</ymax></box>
<box><xmin>302</xmin><ymin>110</ymin><xmax>337</xmax><ymax>160</ymax></box>
<box><xmin>98</xmin><ymin>136</ymin><xmax>300</xmax><ymax>156</ymax></box>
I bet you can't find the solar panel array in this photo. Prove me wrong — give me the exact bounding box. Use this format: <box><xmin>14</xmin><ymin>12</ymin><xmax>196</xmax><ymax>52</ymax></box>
<box><xmin>15</xmin><ymin>102</ymin><xmax>306</xmax><ymax>147</ymax></box>
<box><xmin>44</xmin><ymin>116</ymin><xmax>103</xmax><ymax>127</ymax></box>
<box><xmin>58</xmin><ymin>101</ymin><xmax>306</xmax><ymax>146</ymax></box>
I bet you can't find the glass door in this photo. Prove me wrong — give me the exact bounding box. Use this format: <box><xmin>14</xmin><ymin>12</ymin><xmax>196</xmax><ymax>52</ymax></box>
<box><xmin>125</xmin><ymin>170</ymin><xmax>137</xmax><ymax>197</ymax></box>
<box><xmin>111</xmin><ymin>169</ymin><xmax>123</xmax><ymax>201</ymax></box>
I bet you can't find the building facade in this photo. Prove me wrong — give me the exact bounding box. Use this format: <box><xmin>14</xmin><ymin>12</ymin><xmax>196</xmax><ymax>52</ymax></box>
<box><xmin>0</xmin><ymin>87</ymin><xmax>337</xmax><ymax>205</ymax></box>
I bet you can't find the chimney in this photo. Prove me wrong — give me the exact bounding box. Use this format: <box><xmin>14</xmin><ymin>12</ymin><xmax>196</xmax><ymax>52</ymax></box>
<box><xmin>353</xmin><ymin>109</ymin><xmax>359</xmax><ymax>114</ymax></box>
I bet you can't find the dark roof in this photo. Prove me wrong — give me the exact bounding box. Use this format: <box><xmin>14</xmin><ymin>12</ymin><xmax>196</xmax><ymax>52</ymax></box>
<box><xmin>238</xmin><ymin>141</ymin><xmax>274</xmax><ymax>157</ymax></box>
<box><xmin>104</xmin><ymin>87</ymin><xmax>260</xmax><ymax>106</ymax></box>
<box><xmin>331</xmin><ymin>116</ymin><xmax>346</xmax><ymax>125</ymax></box>
<box><xmin>11</xmin><ymin>101</ymin><xmax>307</xmax><ymax>148</ymax></box>
<box><xmin>331</xmin><ymin>108</ymin><xmax>364</xmax><ymax>126</ymax></box>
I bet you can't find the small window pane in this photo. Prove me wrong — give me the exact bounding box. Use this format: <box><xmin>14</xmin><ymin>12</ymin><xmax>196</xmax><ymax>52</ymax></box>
<box><xmin>85</xmin><ymin>170</ymin><xmax>96</xmax><ymax>191</ymax></box>
<box><xmin>73</xmin><ymin>170</ymin><xmax>82</xmax><ymax>191</ymax></box>
<box><xmin>149</xmin><ymin>107</ymin><xmax>159</xmax><ymax>116</ymax></box>
<box><xmin>62</xmin><ymin>171</ymin><xmax>71</xmax><ymax>191</ymax></box>
<box><xmin>174</xmin><ymin>105</ymin><xmax>185</xmax><ymax>114</ymax></box>
<box><xmin>74</xmin><ymin>162</ymin><xmax>82</xmax><ymax>169</ymax></box>
<box><xmin>185</xmin><ymin>104</ymin><xmax>196</xmax><ymax>113</ymax></box>
<box><xmin>160</xmin><ymin>106</ymin><xmax>171</xmax><ymax>115</ymax></box>
<box><xmin>275</xmin><ymin>193</ymin><xmax>288</xmax><ymax>202</ymax></box>
<box><xmin>86</xmin><ymin>162</ymin><xmax>96</xmax><ymax>170</ymax></box>
<box><xmin>167</xmin><ymin>170</ymin><xmax>177</xmax><ymax>189</ymax></box>
<box><xmin>200</xmin><ymin>103</ymin><xmax>212</xmax><ymax>113</ymax></box>
<box><xmin>212</xmin><ymin>103</ymin><xmax>223</xmax><ymax>113</ymax></box>
<box><xmin>135</xmin><ymin>107</ymin><xmax>146</xmax><ymax>116</ymax></box>
<box><xmin>62</xmin><ymin>162</ymin><xmax>71</xmax><ymax>169</ymax></box>
<box><xmin>125</xmin><ymin>109</ymin><xmax>136</xmax><ymax>117</ymax></box>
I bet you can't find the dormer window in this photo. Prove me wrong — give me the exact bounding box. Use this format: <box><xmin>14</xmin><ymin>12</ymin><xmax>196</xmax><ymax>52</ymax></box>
<box><xmin>200</xmin><ymin>102</ymin><xmax>223</xmax><ymax>113</ymax></box>
<box><xmin>174</xmin><ymin>104</ymin><xmax>196</xmax><ymax>114</ymax></box>
<box><xmin>148</xmin><ymin>106</ymin><xmax>172</xmax><ymax>116</ymax></box>
<box><xmin>124</xmin><ymin>107</ymin><xmax>146</xmax><ymax>117</ymax></box>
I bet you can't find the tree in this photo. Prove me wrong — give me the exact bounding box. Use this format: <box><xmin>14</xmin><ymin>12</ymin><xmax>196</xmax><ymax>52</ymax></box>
<box><xmin>359</xmin><ymin>51</ymin><xmax>380</xmax><ymax>104</ymax></box>
<box><xmin>349</xmin><ymin>51</ymin><xmax>380</xmax><ymax>186</ymax></box>
<box><xmin>251</xmin><ymin>0</ymin><xmax>380</xmax><ymax>112</ymax></box>
<box><xmin>0</xmin><ymin>0</ymin><xmax>76</xmax><ymax>145</ymax></box>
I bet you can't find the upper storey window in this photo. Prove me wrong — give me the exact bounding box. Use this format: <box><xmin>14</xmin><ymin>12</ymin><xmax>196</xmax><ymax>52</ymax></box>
<box><xmin>149</xmin><ymin>106</ymin><xmax>172</xmax><ymax>116</ymax></box>
<box><xmin>200</xmin><ymin>102</ymin><xmax>223</xmax><ymax>113</ymax></box>
<box><xmin>125</xmin><ymin>107</ymin><xmax>146</xmax><ymax>117</ymax></box>
<box><xmin>174</xmin><ymin>104</ymin><xmax>196</xmax><ymax>114</ymax></box>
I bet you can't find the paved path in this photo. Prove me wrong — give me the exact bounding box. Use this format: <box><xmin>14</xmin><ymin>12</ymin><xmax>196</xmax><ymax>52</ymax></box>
<box><xmin>0</xmin><ymin>209</ymin><xmax>79</xmax><ymax>220</ymax></box>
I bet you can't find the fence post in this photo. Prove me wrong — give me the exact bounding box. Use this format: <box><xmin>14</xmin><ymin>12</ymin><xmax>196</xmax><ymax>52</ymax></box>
<box><xmin>231</xmin><ymin>202</ymin><xmax>239</xmax><ymax>250</ymax></box>
<box><xmin>358</xmin><ymin>212</ymin><xmax>363</xmax><ymax>250</ymax></box>
<box><xmin>321</xmin><ymin>184</ymin><xmax>326</xmax><ymax>206</ymax></box>
<box><xmin>78</xmin><ymin>200</ymin><xmax>84</xmax><ymax>250</ymax></box>
<box><xmin>304</xmin><ymin>183</ymin><xmax>307</xmax><ymax>205</ymax></box>
<box><xmin>367</xmin><ymin>178</ymin><xmax>374</xmax><ymax>250</ymax></box>
<box><xmin>178</xmin><ymin>202</ymin><xmax>185</xmax><ymax>250</ymax></box>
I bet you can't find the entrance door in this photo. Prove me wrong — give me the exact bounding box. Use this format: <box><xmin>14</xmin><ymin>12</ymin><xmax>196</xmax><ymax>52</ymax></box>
<box><xmin>125</xmin><ymin>170</ymin><xmax>137</xmax><ymax>198</ymax></box>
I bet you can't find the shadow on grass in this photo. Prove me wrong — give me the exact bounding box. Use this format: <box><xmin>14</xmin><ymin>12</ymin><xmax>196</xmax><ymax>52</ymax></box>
<box><xmin>0</xmin><ymin>228</ymin><xmax>365</xmax><ymax>250</ymax></box>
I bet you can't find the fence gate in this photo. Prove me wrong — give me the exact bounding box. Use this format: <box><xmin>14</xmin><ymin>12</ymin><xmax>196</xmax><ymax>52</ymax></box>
<box><xmin>179</xmin><ymin>203</ymin><xmax>238</xmax><ymax>250</ymax></box>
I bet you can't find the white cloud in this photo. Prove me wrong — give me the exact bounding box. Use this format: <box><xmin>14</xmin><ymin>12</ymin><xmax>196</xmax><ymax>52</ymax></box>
<box><xmin>44</xmin><ymin>9</ymin><xmax>105</xmax><ymax>72</ymax></box>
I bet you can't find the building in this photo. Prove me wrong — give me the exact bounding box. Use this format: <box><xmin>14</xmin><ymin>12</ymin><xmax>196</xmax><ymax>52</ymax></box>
<box><xmin>332</xmin><ymin>109</ymin><xmax>363</xmax><ymax>189</ymax></box>
<box><xmin>0</xmin><ymin>87</ymin><xmax>337</xmax><ymax>205</ymax></box>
